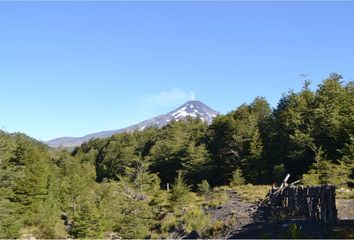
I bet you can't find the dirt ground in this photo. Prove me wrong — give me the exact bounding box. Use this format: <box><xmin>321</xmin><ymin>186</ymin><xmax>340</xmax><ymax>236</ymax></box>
<box><xmin>337</xmin><ymin>199</ymin><xmax>354</xmax><ymax>220</ymax></box>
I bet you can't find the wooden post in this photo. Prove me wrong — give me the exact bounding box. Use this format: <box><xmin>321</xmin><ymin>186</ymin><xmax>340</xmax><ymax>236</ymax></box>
<box><xmin>320</xmin><ymin>186</ymin><xmax>326</xmax><ymax>223</ymax></box>
<box><xmin>280</xmin><ymin>174</ymin><xmax>290</xmax><ymax>188</ymax></box>
<box><xmin>326</xmin><ymin>185</ymin><xmax>338</xmax><ymax>224</ymax></box>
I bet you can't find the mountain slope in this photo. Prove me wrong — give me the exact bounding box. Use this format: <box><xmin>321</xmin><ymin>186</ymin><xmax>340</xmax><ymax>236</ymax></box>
<box><xmin>46</xmin><ymin>100</ymin><xmax>218</xmax><ymax>148</ymax></box>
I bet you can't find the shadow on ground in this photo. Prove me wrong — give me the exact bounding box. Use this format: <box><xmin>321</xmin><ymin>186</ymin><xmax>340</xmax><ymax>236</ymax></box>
<box><xmin>228</xmin><ymin>206</ymin><xmax>354</xmax><ymax>239</ymax></box>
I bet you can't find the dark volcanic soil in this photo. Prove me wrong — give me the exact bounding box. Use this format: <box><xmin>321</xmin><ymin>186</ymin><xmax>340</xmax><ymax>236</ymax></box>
<box><xmin>205</xmin><ymin>190</ymin><xmax>258</xmax><ymax>238</ymax></box>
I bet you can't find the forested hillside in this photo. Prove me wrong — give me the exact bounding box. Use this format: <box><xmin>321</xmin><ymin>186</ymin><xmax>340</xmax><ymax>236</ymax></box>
<box><xmin>1</xmin><ymin>73</ymin><xmax>353</xmax><ymax>238</ymax></box>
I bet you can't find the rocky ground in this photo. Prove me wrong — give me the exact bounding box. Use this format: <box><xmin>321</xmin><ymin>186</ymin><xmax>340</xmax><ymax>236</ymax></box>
<box><xmin>205</xmin><ymin>190</ymin><xmax>258</xmax><ymax>238</ymax></box>
<box><xmin>205</xmin><ymin>189</ymin><xmax>354</xmax><ymax>239</ymax></box>
<box><xmin>337</xmin><ymin>199</ymin><xmax>354</xmax><ymax>220</ymax></box>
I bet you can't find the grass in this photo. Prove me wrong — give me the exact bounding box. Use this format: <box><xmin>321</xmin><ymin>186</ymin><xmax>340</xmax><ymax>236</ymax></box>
<box><xmin>207</xmin><ymin>220</ymin><xmax>227</xmax><ymax>238</ymax></box>
<box><xmin>199</xmin><ymin>184</ymin><xmax>271</xmax><ymax>206</ymax></box>
<box><xmin>336</xmin><ymin>187</ymin><xmax>354</xmax><ymax>199</ymax></box>
<box><xmin>207</xmin><ymin>188</ymin><xmax>230</xmax><ymax>207</ymax></box>
<box><xmin>232</xmin><ymin>184</ymin><xmax>271</xmax><ymax>203</ymax></box>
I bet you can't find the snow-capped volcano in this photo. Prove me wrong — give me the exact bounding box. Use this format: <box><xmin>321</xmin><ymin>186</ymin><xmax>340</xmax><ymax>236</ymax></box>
<box><xmin>168</xmin><ymin>100</ymin><xmax>218</xmax><ymax>123</ymax></box>
<box><xmin>46</xmin><ymin>100</ymin><xmax>219</xmax><ymax>148</ymax></box>
<box><xmin>133</xmin><ymin>100</ymin><xmax>218</xmax><ymax>130</ymax></box>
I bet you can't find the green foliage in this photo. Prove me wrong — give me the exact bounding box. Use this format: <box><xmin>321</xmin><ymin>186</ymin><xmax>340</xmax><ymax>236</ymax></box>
<box><xmin>0</xmin><ymin>133</ymin><xmax>66</xmax><ymax>238</ymax></box>
<box><xmin>281</xmin><ymin>223</ymin><xmax>305</xmax><ymax>239</ymax></box>
<box><xmin>301</xmin><ymin>169</ymin><xmax>320</xmax><ymax>185</ymax></box>
<box><xmin>71</xmin><ymin>189</ymin><xmax>103</xmax><ymax>238</ymax></box>
<box><xmin>182</xmin><ymin>206</ymin><xmax>211</xmax><ymax>235</ymax></box>
<box><xmin>302</xmin><ymin>160</ymin><xmax>352</xmax><ymax>186</ymax></box>
<box><xmin>59</xmin><ymin>154</ymin><xmax>97</xmax><ymax>222</ymax></box>
<box><xmin>230</xmin><ymin>168</ymin><xmax>245</xmax><ymax>186</ymax></box>
<box><xmin>149</xmin><ymin>118</ymin><xmax>211</xmax><ymax>185</ymax></box>
<box><xmin>197</xmin><ymin>180</ymin><xmax>212</xmax><ymax>197</ymax></box>
<box><xmin>114</xmin><ymin>178</ymin><xmax>155</xmax><ymax>238</ymax></box>
<box><xmin>208</xmin><ymin>189</ymin><xmax>229</xmax><ymax>207</ymax></box>
<box><xmin>233</xmin><ymin>184</ymin><xmax>270</xmax><ymax>203</ymax></box>
<box><xmin>114</xmin><ymin>197</ymin><xmax>152</xmax><ymax>239</ymax></box>
<box><xmin>160</xmin><ymin>213</ymin><xmax>178</xmax><ymax>234</ymax></box>
<box><xmin>336</xmin><ymin>187</ymin><xmax>354</xmax><ymax>199</ymax></box>
<box><xmin>208</xmin><ymin>220</ymin><xmax>227</xmax><ymax>238</ymax></box>
<box><xmin>208</xmin><ymin>97</ymin><xmax>271</xmax><ymax>185</ymax></box>
<box><xmin>272</xmin><ymin>164</ymin><xmax>286</xmax><ymax>182</ymax></box>
<box><xmin>30</xmin><ymin>191</ymin><xmax>66</xmax><ymax>238</ymax></box>
<box><xmin>0</xmin><ymin>132</ymin><xmax>23</xmax><ymax>238</ymax></box>
<box><xmin>169</xmin><ymin>171</ymin><xmax>193</xmax><ymax>210</ymax></box>
<box><xmin>0</xmin><ymin>197</ymin><xmax>23</xmax><ymax>238</ymax></box>
<box><xmin>208</xmin><ymin>114</ymin><xmax>241</xmax><ymax>185</ymax></box>
<box><xmin>264</xmin><ymin>75</ymin><xmax>354</xmax><ymax>183</ymax></box>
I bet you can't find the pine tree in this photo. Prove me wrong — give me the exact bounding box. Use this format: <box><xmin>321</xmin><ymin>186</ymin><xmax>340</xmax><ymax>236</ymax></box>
<box><xmin>197</xmin><ymin>180</ymin><xmax>212</xmax><ymax>197</ymax></box>
<box><xmin>169</xmin><ymin>171</ymin><xmax>193</xmax><ymax>211</ymax></box>
<box><xmin>0</xmin><ymin>132</ymin><xmax>24</xmax><ymax>238</ymax></box>
<box><xmin>72</xmin><ymin>195</ymin><xmax>102</xmax><ymax>238</ymax></box>
<box><xmin>230</xmin><ymin>168</ymin><xmax>245</xmax><ymax>186</ymax></box>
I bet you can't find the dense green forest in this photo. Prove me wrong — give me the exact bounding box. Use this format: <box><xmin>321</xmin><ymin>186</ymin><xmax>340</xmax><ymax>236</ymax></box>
<box><xmin>1</xmin><ymin>74</ymin><xmax>353</xmax><ymax>238</ymax></box>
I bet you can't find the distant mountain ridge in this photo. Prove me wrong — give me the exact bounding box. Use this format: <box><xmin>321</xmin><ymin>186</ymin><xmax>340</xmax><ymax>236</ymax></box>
<box><xmin>46</xmin><ymin>100</ymin><xmax>219</xmax><ymax>148</ymax></box>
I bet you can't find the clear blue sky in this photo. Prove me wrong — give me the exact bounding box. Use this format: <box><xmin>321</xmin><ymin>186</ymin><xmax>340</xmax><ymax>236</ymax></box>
<box><xmin>1</xmin><ymin>1</ymin><xmax>353</xmax><ymax>141</ymax></box>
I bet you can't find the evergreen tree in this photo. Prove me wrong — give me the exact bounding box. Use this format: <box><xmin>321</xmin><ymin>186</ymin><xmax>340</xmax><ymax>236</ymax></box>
<box><xmin>149</xmin><ymin>118</ymin><xmax>209</xmax><ymax>185</ymax></box>
<box><xmin>169</xmin><ymin>171</ymin><xmax>193</xmax><ymax>210</ymax></box>
<box><xmin>230</xmin><ymin>168</ymin><xmax>245</xmax><ymax>186</ymax></box>
<box><xmin>197</xmin><ymin>180</ymin><xmax>212</xmax><ymax>197</ymax></box>
<box><xmin>208</xmin><ymin>115</ymin><xmax>240</xmax><ymax>185</ymax></box>
<box><xmin>0</xmin><ymin>133</ymin><xmax>65</xmax><ymax>238</ymax></box>
<box><xmin>0</xmin><ymin>132</ymin><xmax>24</xmax><ymax>238</ymax></box>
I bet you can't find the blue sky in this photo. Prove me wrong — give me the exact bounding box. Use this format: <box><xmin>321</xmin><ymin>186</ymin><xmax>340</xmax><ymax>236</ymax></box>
<box><xmin>1</xmin><ymin>1</ymin><xmax>353</xmax><ymax>141</ymax></box>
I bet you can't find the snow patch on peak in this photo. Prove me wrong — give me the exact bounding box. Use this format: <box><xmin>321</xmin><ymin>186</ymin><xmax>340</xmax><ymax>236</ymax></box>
<box><xmin>171</xmin><ymin>109</ymin><xmax>189</xmax><ymax>118</ymax></box>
